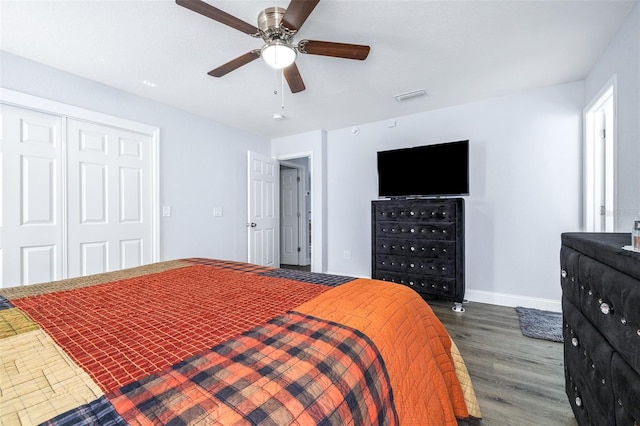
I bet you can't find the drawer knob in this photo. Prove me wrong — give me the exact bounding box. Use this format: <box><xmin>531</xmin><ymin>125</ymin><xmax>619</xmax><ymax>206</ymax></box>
<box><xmin>410</xmin><ymin>246</ymin><xmax>416</xmax><ymax>252</ymax></box>
<box><xmin>571</xmin><ymin>337</ymin><xmax>579</xmax><ymax>347</ymax></box>
<box><xmin>600</xmin><ymin>302</ymin><xmax>611</xmax><ymax>315</ymax></box>
<box><xmin>620</xmin><ymin>318</ymin><xmax>627</xmax><ymax>325</ymax></box>
<box><xmin>575</xmin><ymin>396</ymin><xmax>582</xmax><ymax>407</ymax></box>
<box><xmin>561</xmin><ymin>269</ymin><xmax>567</xmax><ymax>278</ymax></box>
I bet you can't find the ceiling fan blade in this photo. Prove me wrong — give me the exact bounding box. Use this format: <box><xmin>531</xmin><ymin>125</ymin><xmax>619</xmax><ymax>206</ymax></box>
<box><xmin>176</xmin><ymin>0</ymin><xmax>259</xmax><ymax>35</ymax></box>
<box><xmin>283</xmin><ymin>63</ymin><xmax>306</xmax><ymax>93</ymax></box>
<box><xmin>208</xmin><ymin>51</ymin><xmax>260</xmax><ymax>77</ymax></box>
<box><xmin>281</xmin><ymin>0</ymin><xmax>320</xmax><ymax>32</ymax></box>
<box><xmin>298</xmin><ymin>40</ymin><xmax>370</xmax><ymax>60</ymax></box>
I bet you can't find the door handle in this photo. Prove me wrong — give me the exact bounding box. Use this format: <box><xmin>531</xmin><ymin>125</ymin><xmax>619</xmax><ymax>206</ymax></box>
<box><xmin>247</xmin><ymin>222</ymin><xmax>257</xmax><ymax>227</ymax></box>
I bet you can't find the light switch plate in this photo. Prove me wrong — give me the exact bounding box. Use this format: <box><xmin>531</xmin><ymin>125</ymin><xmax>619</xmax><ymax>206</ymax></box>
<box><xmin>162</xmin><ymin>206</ymin><xmax>171</xmax><ymax>217</ymax></box>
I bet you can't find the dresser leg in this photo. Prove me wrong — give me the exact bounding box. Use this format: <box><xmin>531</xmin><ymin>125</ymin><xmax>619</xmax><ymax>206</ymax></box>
<box><xmin>452</xmin><ymin>302</ymin><xmax>465</xmax><ymax>313</ymax></box>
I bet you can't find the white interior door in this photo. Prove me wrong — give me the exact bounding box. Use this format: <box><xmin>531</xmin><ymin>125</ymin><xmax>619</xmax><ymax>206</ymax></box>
<box><xmin>280</xmin><ymin>167</ymin><xmax>299</xmax><ymax>265</ymax></box>
<box><xmin>247</xmin><ymin>151</ymin><xmax>278</xmax><ymax>267</ymax></box>
<box><xmin>0</xmin><ymin>104</ymin><xmax>64</xmax><ymax>287</ymax></box>
<box><xmin>66</xmin><ymin>118</ymin><xmax>153</xmax><ymax>277</ymax></box>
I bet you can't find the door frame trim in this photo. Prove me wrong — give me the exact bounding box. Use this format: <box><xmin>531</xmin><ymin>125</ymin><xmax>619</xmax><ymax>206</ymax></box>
<box><xmin>280</xmin><ymin>161</ymin><xmax>308</xmax><ymax>266</ymax></box>
<box><xmin>275</xmin><ymin>152</ymin><xmax>315</xmax><ymax>270</ymax></box>
<box><xmin>582</xmin><ymin>75</ymin><xmax>617</xmax><ymax>231</ymax></box>
<box><xmin>0</xmin><ymin>88</ymin><xmax>160</xmax><ymax>271</ymax></box>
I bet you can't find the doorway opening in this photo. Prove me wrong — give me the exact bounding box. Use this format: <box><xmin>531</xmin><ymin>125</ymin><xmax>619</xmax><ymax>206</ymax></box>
<box><xmin>584</xmin><ymin>76</ymin><xmax>616</xmax><ymax>232</ymax></box>
<box><xmin>279</xmin><ymin>158</ymin><xmax>310</xmax><ymax>271</ymax></box>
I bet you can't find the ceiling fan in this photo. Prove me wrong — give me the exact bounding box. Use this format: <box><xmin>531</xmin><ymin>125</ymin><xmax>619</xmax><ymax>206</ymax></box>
<box><xmin>176</xmin><ymin>0</ymin><xmax>371</xmax><ymax>93</ymax></box>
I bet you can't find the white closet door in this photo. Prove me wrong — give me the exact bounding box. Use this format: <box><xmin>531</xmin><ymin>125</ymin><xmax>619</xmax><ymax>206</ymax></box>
<box><xmin>0</xmin><ymin>104</ymin><xmax>64</xmax><ymax>287</ymax></box>
<box><xmin>66</xmin><ymin>118</ymin><xmax>153</xmax><ymax>277</ymax></box>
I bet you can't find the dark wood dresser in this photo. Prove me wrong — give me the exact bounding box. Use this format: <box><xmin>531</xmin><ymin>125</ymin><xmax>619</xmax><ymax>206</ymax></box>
<box><xmin>371</xmin><ymin>198</ymin><xmax>464</xmax><ymax>302</ymax></box>
<box><xmin>560</xmin><ymin>232</ymin><xmax>640</xmax><ymax>426</ymax></box>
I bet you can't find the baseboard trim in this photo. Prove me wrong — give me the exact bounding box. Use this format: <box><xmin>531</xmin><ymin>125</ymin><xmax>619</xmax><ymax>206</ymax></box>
<box><xmin>465</xmin><ymin>289</ymin><xmax>562</xmax><ymax>312</ymax></box>
<box><xmin>325</xmin><ymin>272</ymin><xmax>563</xmax><ymax>312</ymax></box>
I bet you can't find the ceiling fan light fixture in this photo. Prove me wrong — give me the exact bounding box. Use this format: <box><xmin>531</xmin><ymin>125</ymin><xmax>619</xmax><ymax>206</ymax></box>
<box><xmin>261</xmin><ymin>40</ymin><xmax>296</xmax><ymax>69</ymax></box>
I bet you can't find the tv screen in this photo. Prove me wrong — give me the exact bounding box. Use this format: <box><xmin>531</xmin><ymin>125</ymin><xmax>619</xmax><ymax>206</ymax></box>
<box><xmin>377</xmin><ymin>140</ymin><xmax>469</xmax><ymax>197</ymax></box>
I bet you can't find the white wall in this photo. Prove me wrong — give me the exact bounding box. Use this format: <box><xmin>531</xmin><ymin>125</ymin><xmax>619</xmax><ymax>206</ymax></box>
<box><xmin>0</xmin><ymin>51</ymin><xmax>271</xmax><ymax>262</ymax></box>
<box><xmin>325</xmin><ymin>82</ymin><xmax>584</xmax><ymax>311</ymax></box>
<box><xmin>584</xmin><ymin>4</ymin><xmax>640</xmax><ymax>231</ymax></box>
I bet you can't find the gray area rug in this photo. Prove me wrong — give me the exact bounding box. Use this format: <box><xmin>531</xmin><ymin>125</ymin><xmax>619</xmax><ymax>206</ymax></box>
<box><xmin>515</xmin><ymin>306</ymin><xmax>564</xmax><ymax>343</ymax></box>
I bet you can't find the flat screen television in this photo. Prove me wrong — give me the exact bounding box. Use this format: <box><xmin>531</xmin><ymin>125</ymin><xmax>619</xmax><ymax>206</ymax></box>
<box><xmin>377</xmin><ymin>140</ymin><xmax>469</xmax><ymax>198</ymax></box>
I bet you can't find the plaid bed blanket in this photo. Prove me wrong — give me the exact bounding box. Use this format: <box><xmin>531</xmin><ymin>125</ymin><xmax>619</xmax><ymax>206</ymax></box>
<box><xmin>39</xmin><ymin>311</ymin><xmax>397</xmax><ymax>425</ymax></box>
<box><xmin>0</xmin><ymin>259</ymin><xmax>480</xmax><ymax>425</ymax></box>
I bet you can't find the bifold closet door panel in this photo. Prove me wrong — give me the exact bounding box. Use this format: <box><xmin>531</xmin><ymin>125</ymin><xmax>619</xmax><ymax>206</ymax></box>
<box><xmin>66</xmin><ymin>118</ymin><xmax>154</xmax><ymax>278</ymax></box>
<box><xmin>0</xmin><ymin>104</ymin><xmax>64</xmax><ymax>287</ymax></box>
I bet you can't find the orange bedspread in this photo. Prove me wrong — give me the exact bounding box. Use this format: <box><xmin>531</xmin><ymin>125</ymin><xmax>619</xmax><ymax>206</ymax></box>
<box><xmin>296</xmin><ymin>278</ymin><xmax>481</xmax><ymax>425</ymax></box>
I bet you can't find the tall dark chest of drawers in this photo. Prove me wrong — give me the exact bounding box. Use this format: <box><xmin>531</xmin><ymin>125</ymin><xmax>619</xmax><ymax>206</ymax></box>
<box><xmin>560</xmin><ymin>232</ymin><xmax>640</xmax><ymax>426</ymax></box>
<box><xmin>371</xmin><ymin>198</ymin><xmax>465</xmax><ymax>302</ymax></box>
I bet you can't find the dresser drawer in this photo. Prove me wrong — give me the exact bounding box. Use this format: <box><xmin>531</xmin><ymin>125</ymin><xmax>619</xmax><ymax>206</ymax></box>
<box><xmin>375</xmin><ymin>221</ymin><xmax>456</xmax><ymax>241</ymax></box>
<box><xmin>560</xmin><ymin>246</ymin><xmax>581</xmax><ymax>311</ymax></box>
<box><xmin>374</xmin><ymin>238</ymin><xmax>455</xmax><ymax>259</ymax></box>
<box><xmin>577</xmin><ymin>256</ymin><xmax>640</xmax><ymax>375</ymax></box>
<box><xmin>374</xmin><ymin>202</ymin><xmax>457</xmax><ymax>222</ymax></box>
<box><xmin>374</xmin><ymin>271</ymin><xmax>457</xmax><ymax>298</ymax></box>
<box><xmin>612</xmin><ymin>353</ymin><xmax>640</xmax><ymax>426</ymax></box>
<box><xmin>375</xmin><ymin>255</ymin><xmax>455</xmax><ymax>278</ymax></box>
<box><xmin>563</xmin><ymin>297</ymin><xmax>615</xmax><ymax>425</ymax></box>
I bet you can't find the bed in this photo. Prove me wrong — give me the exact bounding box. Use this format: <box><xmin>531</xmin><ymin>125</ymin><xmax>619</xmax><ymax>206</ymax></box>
<box><xmin>0</xmin><ymin>258</ymin><xmax>481</xmax><ymax>425</ymax></box>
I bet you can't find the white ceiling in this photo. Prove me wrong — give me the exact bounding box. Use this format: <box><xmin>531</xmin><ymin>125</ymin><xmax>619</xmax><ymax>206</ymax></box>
<box><xmin>1</xmin><ymin>0</ymin><xmax>637</xmax><ymax>139</ymax></box>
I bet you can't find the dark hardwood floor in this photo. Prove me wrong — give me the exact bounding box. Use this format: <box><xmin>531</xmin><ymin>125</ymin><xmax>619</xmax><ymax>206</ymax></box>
<box><xmin>280</xmin><ymin>264</ymin><xmax>311</xmax><ymax>271</ymax></box>
<box><xmin>428</xmin><ymin>300</ymin><xmax>577</xmax><ymax>426</ymax></box>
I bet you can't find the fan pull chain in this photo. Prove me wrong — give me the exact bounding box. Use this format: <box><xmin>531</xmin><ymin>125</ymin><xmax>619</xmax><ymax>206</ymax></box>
<box><xmin>273</xmin><ymin>67</ymin><xmax>279</xmax><ymax>96</ymax></box>
<box><xmin>272</xmin><ymin>68</ymin><xmax>285</xmax><ymax>110</ymax></box>
<box><xmin>281</xmin><ymin>69</ymin><xmax>285</xmax><ymax>110</ymax></box>
<box><xmin>273</xmin><ymin>69</ymin><xmax>284</xmax><ymax>109</ymax></box>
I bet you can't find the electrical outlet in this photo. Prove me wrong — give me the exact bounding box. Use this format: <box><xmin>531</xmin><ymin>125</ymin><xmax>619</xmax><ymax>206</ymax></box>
<box><xmin>162</xmin><ymin>206</ymin><xmax>171</xmax><ymax>217</ymax></box>
<box><xmin>213</xmin><ymin>207</ymin><xmax>223</xmax><ymax>217</ymax></box>
<box><xmin>343</xmin><ymin>250</ymin><xmax>352</xmax><ymax>260</ymax></box>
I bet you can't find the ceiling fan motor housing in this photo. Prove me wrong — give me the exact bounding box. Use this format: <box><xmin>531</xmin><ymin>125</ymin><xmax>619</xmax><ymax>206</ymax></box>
<box><xmin>258</xmin><ymin>7</ymin><xmax>295</xmax><ymax>41</ymax></box>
